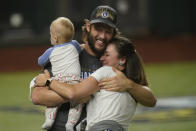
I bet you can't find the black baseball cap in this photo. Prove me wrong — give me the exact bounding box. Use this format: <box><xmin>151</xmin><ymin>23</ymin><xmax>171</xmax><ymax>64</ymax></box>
<box><xmin>90</xmin><ymin>5</ymin><xmax>117</xmax><ymax>28</ymax></box>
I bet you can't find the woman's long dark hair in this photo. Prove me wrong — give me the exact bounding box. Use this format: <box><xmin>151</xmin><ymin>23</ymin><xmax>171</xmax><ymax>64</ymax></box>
<box><xmin>109</xmin><ymin>36</ymin><xmax>148</xmax><ymax>86</ymax></box>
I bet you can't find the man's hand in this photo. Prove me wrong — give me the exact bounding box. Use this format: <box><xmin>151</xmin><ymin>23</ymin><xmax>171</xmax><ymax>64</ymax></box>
<box><xmin>35</xmin><ymin>70</ymin><xmax>50</xmax><ymax>87</ymax></box>
<box><xmin>99</xmin><ymin>67</ymin><xmax>131</xmax><ymax>92</ymax></box>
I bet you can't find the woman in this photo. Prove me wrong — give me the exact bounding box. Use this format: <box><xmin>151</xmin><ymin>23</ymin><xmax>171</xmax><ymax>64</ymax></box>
<box><xmin>36</xmin><ymin>36</ymin><xmax>149</xmax><ymax>131</ymax></box>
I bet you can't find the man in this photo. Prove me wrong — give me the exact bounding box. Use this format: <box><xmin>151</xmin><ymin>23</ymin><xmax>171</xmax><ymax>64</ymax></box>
<box><xmin>32</xmin><ymin>5</ymin><xmax>156</xmax><ymax>131</ymax></box>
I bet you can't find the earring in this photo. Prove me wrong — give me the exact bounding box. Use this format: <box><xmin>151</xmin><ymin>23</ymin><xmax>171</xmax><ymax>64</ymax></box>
<box><xmin>119</xmin><ymin>61</ymin><xmax>123</xmax><ymax>66</ymax></box>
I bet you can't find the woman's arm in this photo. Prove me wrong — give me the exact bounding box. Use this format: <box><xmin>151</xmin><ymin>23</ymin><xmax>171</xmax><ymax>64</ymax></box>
<box><xmin>99</xmin><ymin>68</ymin><xmax>157</xmax><ymax>107</ymax></box>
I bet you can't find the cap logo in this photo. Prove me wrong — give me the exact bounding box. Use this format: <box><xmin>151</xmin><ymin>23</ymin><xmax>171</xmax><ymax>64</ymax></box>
<box><xmin>96</xmin><ymin>9</ymin><xmax>114</xmax><ymax>20</ymax></box>
<box><xmin>101</xmin><ymin>11</ymin><xmax>108</xmax><ymax>18</ymax></box>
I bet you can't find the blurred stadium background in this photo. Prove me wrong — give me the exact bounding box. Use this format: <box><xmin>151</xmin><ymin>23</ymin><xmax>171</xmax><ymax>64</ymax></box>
<box><xmin>0</xmin><ymin>0</ymin><xmax>196</xmax><ymax>131</ymax></box>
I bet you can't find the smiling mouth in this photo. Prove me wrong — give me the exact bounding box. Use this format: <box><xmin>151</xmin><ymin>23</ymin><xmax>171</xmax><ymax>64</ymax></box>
<box><xmin>96</xmin><ymin>40</ymin><xmax>104</xmax><ymax>47</ymax></box>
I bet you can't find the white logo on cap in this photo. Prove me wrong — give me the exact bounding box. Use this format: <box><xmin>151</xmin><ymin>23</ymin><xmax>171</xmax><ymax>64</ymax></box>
<box><xmin>101</xmin><ymin>11</ymin><xmax>108</xmax><ymax>18</ymax></box>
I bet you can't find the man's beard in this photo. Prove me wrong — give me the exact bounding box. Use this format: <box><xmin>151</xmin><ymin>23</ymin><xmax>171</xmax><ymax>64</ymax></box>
<box><xmin>87</xmin><ymin>32</ymin><xmax>106</xmax><ymax>57</ymax></box>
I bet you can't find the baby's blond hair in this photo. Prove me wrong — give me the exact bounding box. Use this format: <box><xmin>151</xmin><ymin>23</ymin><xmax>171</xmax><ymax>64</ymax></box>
<box><xmin>51</xmin><ymin>17</ymin><xmax>74</xmax><ymax>42</ymax></box>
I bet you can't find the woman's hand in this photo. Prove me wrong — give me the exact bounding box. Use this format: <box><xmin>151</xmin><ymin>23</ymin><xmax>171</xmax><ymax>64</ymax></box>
<box><xmin>35</xmin><ymin>70</ymin><xmax>50</xmax><ymax>87</ymax></box>
<box><xmin>99</xmin><ymin>67</ymin><xmax>157</xmax><ymax>107</ymax></box>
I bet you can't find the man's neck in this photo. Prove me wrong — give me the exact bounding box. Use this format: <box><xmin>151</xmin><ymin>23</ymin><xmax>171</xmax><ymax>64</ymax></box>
<box><xmin>84</xmin><ymin>42</ymin><xmax>97</xmax><ymax>57</ymax></box>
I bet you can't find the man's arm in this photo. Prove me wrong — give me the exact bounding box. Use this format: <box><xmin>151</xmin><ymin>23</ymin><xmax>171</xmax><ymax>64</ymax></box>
<box><xmin>98</xmin><ymin>67</ymin><xmax>157</xmax><ymax>107</ymax></box>
<box><xmin>31</xmin><ymin>70</ymin><xmax>68</xmax><ymax>107</ymax></box>
<box><xmin>48</xmin><ymin>77</ymin><xmax>98</xmax><ymax>101</ymax></box>
<box><xmin>33</xmin><ymin>70</ymin><xmax>91</xmax><ymax>105</ymax></box>
<box><xmin>31</xmin><ymin>87</ymin><xmax>68</xmax><ymax>107</ymax></box>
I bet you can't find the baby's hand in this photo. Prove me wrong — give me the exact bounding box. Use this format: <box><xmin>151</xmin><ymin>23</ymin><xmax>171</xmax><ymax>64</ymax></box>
<box><xmin>80</xmin><ymin>44</ymin><xmax>85</xmax><ymax>49</ymax></box>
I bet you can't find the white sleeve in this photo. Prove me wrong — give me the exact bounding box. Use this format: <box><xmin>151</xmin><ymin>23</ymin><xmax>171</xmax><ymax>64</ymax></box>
<box><xmin>90</xmin><ymin>66</ymin><xmax>116</xmax><ymax>82</ymax></box>
<box><xmin>29</xmin><ymin>77</ymin><xmax>37</xmax><ymax>101</ymax></box>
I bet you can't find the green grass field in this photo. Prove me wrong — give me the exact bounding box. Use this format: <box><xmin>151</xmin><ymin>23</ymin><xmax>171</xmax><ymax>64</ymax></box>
<box><xmin>0</xmin><ymin>61</ymin><xmax>196</xmax><ymax>131</ymax></box>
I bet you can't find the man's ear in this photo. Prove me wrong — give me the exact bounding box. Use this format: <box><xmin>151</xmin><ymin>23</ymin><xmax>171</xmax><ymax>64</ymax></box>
<box><xmin>85</xmin><ymin>19</ymin><xmax>90</xmax><ymax>32</ymax></box>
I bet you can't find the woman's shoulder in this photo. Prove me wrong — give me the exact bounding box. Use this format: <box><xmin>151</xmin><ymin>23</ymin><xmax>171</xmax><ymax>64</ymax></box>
<box><xmin>95</xmin><ymin>66</ymin><xmax>116</xmax><ymax>77</ymax></box>
<box><xmin>97</xmin><ymin>66</ymin><xmax>113</xmax><ymax>72</ymax></box>
<box><xmin>91</xmin><ymin>66</ymin><xmax>116</xmax><ymax>82</ymax></box>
